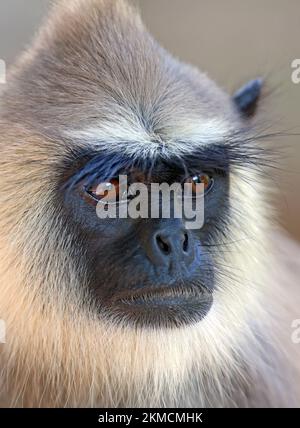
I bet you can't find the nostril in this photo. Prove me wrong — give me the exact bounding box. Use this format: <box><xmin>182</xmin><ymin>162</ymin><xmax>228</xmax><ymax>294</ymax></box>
<box><xmin>156</xmin><ymin>234</ymin><xmax>170</xmax><ymax>255</ymax></box>
<box><xmin>183</xmin><ymin>233</ymin><xmax>189</xmax><ymax>252</ymax></box>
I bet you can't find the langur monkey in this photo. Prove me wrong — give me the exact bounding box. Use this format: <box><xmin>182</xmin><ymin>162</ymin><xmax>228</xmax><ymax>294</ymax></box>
<box><xmin>0</xmin><ymin>0</ymin><xmax>299</xmax><ymax>408</ymax></box>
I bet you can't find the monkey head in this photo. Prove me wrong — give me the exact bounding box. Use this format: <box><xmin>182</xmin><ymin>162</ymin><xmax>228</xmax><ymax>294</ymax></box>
<box><xmin>0</xmin><ymin>0</ymin><xmax>271</xmax><ymax>407</ymax></box>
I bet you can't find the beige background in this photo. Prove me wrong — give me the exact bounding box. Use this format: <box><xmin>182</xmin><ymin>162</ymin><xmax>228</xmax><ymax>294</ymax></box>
<box><xmin>0</xmin><ymin>0</ymin><xmax>299</xmax><ymax>241</ymax></box>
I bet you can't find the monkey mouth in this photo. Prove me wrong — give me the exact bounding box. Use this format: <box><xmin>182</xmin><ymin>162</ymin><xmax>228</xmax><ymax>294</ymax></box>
<box><xmin>107</xmin><ymin>285</ymin><xmax>213</xmax><ymax>328</ymax></box>
<box><xmin>116</xmin><ymin>285</ymin><xmax>209</xmax><ymax>304</ymax></box>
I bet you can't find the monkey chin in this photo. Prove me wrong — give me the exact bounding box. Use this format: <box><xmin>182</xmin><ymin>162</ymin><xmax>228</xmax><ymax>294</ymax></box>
<box><xmin>101</xmin><ymin>287</ymin><xmax>213</xmax><ymax>329</ymax></box>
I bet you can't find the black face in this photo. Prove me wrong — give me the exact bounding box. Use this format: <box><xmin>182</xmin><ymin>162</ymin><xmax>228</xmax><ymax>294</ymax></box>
<box><xmin>61</xmin><ymin>145</ymin><xmax>230</xmax><ymax>328</ymax></box>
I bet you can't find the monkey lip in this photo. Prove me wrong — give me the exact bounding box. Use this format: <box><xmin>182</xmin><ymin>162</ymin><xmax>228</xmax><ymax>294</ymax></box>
<box><xmin>111</xmin><ymin>285</ymin><xmax>213</xmax><ymax>315</ymax></box>
<box><xmin>107</xmin><ymin>286</ymin><xmax>213</xmax><ymax>328</ymax></box>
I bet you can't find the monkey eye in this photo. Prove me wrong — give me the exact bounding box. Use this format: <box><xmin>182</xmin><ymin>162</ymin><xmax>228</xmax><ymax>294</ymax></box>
<box><xmin>85</xmin><ymin>178</ymin><xmax>121</xmax><ymax>203</ymax></box>
<box><xmin>184</xmin><ymin>174</ymin><xmax>214</xmax><ymax>196</ymax></box>
<box><xmin>85</xmin><ymin>177</ymin><xmax>135</xmax><ymax>204</ymax></box>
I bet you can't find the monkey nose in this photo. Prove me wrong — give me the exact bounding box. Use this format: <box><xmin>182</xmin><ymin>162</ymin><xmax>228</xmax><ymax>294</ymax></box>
<box><xmin>145</xmin><ymin>225</ymin><xmax>196</xmax><ymax>272</ymax></box>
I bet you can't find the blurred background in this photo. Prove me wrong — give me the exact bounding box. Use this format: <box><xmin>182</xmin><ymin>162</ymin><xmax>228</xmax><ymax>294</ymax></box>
<box><xmin>0</xmin><ymin>0</ymin><xmax>299</xmax><ymax>241</ymax></box>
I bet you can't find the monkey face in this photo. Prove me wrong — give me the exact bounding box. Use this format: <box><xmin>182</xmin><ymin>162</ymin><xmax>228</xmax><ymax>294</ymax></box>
<box><xmin>60</xmin><ymin>150</ymin><xmax>231</xmax><ymax>328</ymax></box>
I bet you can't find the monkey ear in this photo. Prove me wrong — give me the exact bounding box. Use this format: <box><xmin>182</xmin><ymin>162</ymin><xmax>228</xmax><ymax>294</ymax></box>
<box><xmin>233</xmin><ymin>78</ymin><xmax>263</xmax><ymax>117</ymax></box>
